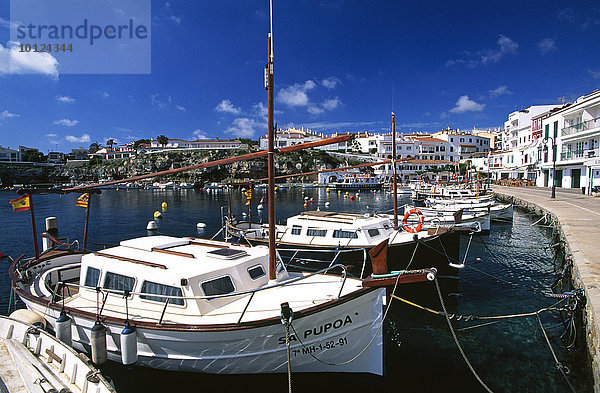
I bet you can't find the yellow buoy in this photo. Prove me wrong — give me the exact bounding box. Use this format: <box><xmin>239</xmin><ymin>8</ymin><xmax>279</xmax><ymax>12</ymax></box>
<box><xmin>161</xmin><ymin>202</ymin><xmax>167</xmax><ymax>210</ymax></box>
<box><xmin>303</xmin><ymin>202</ymin><xmax>308</xmax><ymax>208</ymax></box>
<box><xmin>154</xmin><ymin>211</ymin><xmax>162</xmax><ymax>219</ymax></box>
<box><xmin>326</xmin><ymin>187</ymin><xmax>330</xmax><ymax>193</ymax></box>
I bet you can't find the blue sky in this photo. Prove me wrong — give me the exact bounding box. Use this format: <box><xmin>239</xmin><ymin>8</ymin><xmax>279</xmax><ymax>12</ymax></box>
<box><xmin>1</xmin><ymin>0</ymin><xmax>599</xmax><ymax>153</ymax></box>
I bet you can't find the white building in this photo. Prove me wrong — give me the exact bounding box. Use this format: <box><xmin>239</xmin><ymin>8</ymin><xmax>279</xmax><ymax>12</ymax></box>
<box><xmin>259</xmin><ymin>127</ymin><xmax>322</xmax><ymax>150</ymax></box>
<box><xmin>353</xmin><ymin>132</ymin><xmax>385</xmax><ymax>154</ymax></box>
<box><xmin>432</xmin><ymin>129</ymin><xmax>491</xmax><ymax>161</ymax></box>
<box><xmin>0</xmin><ymin>146</ymin><xmax>22</xmax><ymax>162</ymax></box>
<box><xmin>150</xmin><ymin>137</ymin><xmax>243</xmax><ymax>151</ymax></box>
<box><xmin>536</xmin><ymin>90</ymin><xmax>600</xmax><ymax>192</ymax></box>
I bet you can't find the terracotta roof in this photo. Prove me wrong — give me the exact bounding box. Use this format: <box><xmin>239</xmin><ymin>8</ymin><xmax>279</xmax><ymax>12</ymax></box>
<box><xmin>408</xmin><ymin>137</ymin><xmax>446</xmax><ymax>142</ymax></box>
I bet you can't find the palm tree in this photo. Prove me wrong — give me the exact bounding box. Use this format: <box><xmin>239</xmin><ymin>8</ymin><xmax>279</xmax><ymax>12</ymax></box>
<box><xmin>105</xmin><ymin>139</ymin><xmax>115</xmax><ymax>151</ymax></box>
<box><xmin>89</xmin><ymin>142</ymin><xmax>102</xmax><ymax>153</ymax></box>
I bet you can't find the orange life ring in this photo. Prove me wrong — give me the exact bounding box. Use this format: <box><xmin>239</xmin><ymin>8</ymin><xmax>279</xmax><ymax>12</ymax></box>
<box><xmin>402</xmin><ymin>208</ymin><xmax>424</xmax><ymax>233</ymax></box>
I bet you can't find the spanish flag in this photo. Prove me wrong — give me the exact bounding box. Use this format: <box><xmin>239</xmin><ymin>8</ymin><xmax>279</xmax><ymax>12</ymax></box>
<box><xmin>76</xmin><ymin>193</ymin><xmax>90</xmax><ymax>208</ymax></box>
<box><xmin>9</xmin><ymin>194</ymin><xmax>30</xmax><ymax>212</ymax></box>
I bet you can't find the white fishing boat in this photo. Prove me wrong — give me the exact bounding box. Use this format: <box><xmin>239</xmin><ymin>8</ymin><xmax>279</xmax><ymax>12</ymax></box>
<box><xmin>426</xmin><ymin>197</ymin><xmax>513</xmax><ymax>221</ymax></box>
<box><xmin>399</xmin><ymin>205</ymin><xmax>491</xmax><ymax>233</ymax></box>
<box><xmin>226</xmin><ymin>210</ymin><xmax>462</xmax><ymax>277</ymax></box>
<box><xmin>11</xmin><ymin>237</ymin><xmax>387</xmax><ymax>374</ymax></box>
<box><xmin>0</xmin><ymin>313</ymin><xmax>116</xmax><ymax>393</ymax></box>
<box><xmin>330</xmin><ymin>173</ymin><xmax>384</xmax><ymax>190</ymax></box>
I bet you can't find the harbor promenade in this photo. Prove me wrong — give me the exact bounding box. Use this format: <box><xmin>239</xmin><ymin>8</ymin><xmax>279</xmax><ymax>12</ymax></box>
<box><xmin>492</xmin><ymin>185</ymin><xmax>600</xmax><ymax>391</ymax></box>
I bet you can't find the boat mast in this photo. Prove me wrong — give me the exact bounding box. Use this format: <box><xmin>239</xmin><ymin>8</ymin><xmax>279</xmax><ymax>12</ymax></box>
<box><xmin>267</xmin><ymin>0</ymin><xmax>276</xmax><ymax>280</ymax></box>
<box><xmin>392</xmin><ymin>112</ymin><xmax>398</xmax><ymax>228</ymax></box>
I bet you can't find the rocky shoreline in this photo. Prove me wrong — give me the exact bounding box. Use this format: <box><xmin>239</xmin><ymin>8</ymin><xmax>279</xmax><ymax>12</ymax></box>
<box><xmin>0</xmin><ymin>149</ymin><xmax>343</xmax><ymax>187</ymax></box>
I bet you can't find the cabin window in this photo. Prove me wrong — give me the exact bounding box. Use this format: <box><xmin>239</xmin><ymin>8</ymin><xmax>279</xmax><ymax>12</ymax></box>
<box><xmin>291</xmin><ymin>225</ymin><xmax>302</xmax><ymax>235</ymax></box>
<box><xmin>333</xmin><ymin>230</ymin><xmax>358</xmax><ymax>239</ymax></box>
<box><xmin>201</xmin><ymin>276</ymin><xmax>235</xmax><ymax>297</ymax></box>
<box><xmin>140</xmin><ymin>281</ymin><xmax>184</xmax><ymax>306</ymax></box>
<box><xmin>84</xmin><ymin>267</ymin><xmax>101</xmax><ymax>287</ymax></box>
<box><xmin>307</xmin><ymin>228</ymin><xmax>327</xmax><ymax>237</ymax></box>
<box><xmin>367</xmin><ymin>229</ymin><xmax>380</xmax><ymax>237</ymax></box>
<box><xmin>103</xmin><ymin>272</ymin><xmax>136</xmax><ymax>294</ymax></box>
<box><xmin>247</xmin><ymin>265</ymin><xmax>266</xmax><ymax>280</ymax></box>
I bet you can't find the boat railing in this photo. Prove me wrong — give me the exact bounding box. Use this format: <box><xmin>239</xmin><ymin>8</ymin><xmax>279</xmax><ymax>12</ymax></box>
<box><xmin>56</xmin><ymin>263</ymin><xmax>350</xmax><ymax>325</ymax></box>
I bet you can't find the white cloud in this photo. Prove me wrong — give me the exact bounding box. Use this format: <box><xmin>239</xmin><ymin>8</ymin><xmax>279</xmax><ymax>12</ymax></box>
<box><xmin>489</xmin><ymin>85</ymin><xmax>512</xmax><ymax>98</ymax></box>
<box><xmin>0</xmin><ymin>110</ymin><xmax>20</xmax><ymax>119</ymax></box>
<box><xmin>225</xmin><ymin>118</ymin><xmax>265</xmax><ymax>138</ymax></box>
<box><xmin>307</xmin><ymin>106</ymin><xmax>325</xmax><ymax>115</ymax></box>
<box><xmin>176</xmin><ymin>105</ymin><xmax>186</xmax><ymax>111</ymax></box>
<box><xmin>57</xmin><ymin>95</ymin><xmax>75</xmax><ymax>103</ymax></box>
<box><xmin>450</xmin><ymin>95</ymin><xmax>485</xmax><ymax>113</ymax></box>
<box><xmin>65</xmin><ymin>133</ymin><xmax>90</xmax><ymax>143</ymax></box>
<box><xmin>322</xmin><ymin>76</ymin><xmax>342</xmax><ymax>89</ymax></box>
<box><xmin>94</xmin><ymin>90</ymin><xmax>110</xmax><ymax>98</ymax></box>
<box><xmin>54</xmin><ymin>118</ymin><xmax>79</xmax><ymax>127</ymax></box>
<box><xmin>253</xmin><ymin>102</ymin><xmax>268</xmax><ymax>120</ymax></box>
<box><xmin>589</xmin><ymin>69</ymin><xmax>600</xmax><ymax>79</ymax></box>
<box><xmin>164</xmin><ymin>2</ymin><xmax>182</xmax><ymax>25</ymax></box>
<box><xmin>215</xmin><ymin>99</ymin><xmax>241</xmax><ymax>114</ymax></box>
<box><xmin>322</xmin><ymin>97</ymin><xmax>342</xmax><ymax>110</ymax></box>
<box><xmin>104</xmin><ymin>137</ymin><xmax>119</xmax><ymax>145</ymax></box>
<box><xmin>446</xmin><ymin>35</ymin><xmax>518</xmax><ymax>68</ymax></box>
<box><xmin>0</xmin><ymin>42</ymin><xmax>59</xmax><ymax>78</ymax></box>
<box><xmin>46</xmin><ymin>133</ymin><xmax>57</xmax><ymax>137</ymax></box>
<box><xmin>277</xmin><ymin>80</ymin><xmax>316</xmax><ymax>107</ymax></box>
<box><xmin>538</xmin><ymin>38</ymin><xmax>558</xmax><ymax>55</ymax></box>
<box><xmin>481</xmin><ymin>35</ymin><xmax>518</xmax><ymax>65</ymax></box>
<box><xmin>193</xmin><ymin>129</ymin><xmax>208</xmax><ymax>139</ymax></box>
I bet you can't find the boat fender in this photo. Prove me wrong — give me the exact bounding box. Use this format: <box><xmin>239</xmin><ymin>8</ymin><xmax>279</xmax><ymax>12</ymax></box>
<box><xmin>257</xmin><ymin>204</ymin><xmax>264</xmax><ymax>210</ymax></box>
<box><xmin>120</xmin><ymin>322</ymin><xmax>138</xmax><ymax>366</ymax></box>
<box><xmin>325</xmin><ymin>202</ymin><xmax>330</xmax><ymax>207</ymax></box>
<box><xmin>56</xmin><ymin>311</ymin><xmax>72</xmax><ymax>347</ymax></box>
<box><xmin>146</xmin><ymin>221</ymin><xmax>158</xmax><ymax>230</ymax></box>
<box><xmin>90</xmin><ymin>321</ymin><xmax>108</xmax><ymax>365</ymax></box>
<box><xmin>196</xmin><ymin>222</ymin><xmax>206</xmax><ymax>228</ymax></box>
<box><xmin>9</xmin><ymin>309</ymin><xmax>47</xmax><ymax>329</ymax></box>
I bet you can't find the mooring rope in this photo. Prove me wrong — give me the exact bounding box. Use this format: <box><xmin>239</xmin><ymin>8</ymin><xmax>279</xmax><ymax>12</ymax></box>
<box><xmin>286</xmin><ymin>245</ymin><xmax>422</xmax><ymax>368</ymax></box>
<box><xmin>434</xmin><ymin>277</ymin><xmax>495</xmax><ymax>393</ymax></box>
<box><xmin>536</xmin><ymin>313</ymin><xmax>577</xmax><ymax>393</ymax></box>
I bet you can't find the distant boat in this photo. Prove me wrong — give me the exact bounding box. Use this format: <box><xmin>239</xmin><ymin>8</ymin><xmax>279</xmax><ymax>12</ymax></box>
<box><xmin>330</xmin><ymin>174</ymin><xmax>383</xmax><ymax>190</ymax></box>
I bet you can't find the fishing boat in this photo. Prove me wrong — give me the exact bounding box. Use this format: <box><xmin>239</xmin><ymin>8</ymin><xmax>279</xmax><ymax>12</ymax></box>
<box><xmin>330</xmin><ymin>173</ymin><xmax>384</xmax><ymax>190</ymax></box>
<box><xmin>425</xmin><ymin>197</ymin><xmax>513</xmax><ymax>221</ymax></box>
<box><xmin>7</xmin><ymin>4</ymin><xmax>437</xmax><ymax>377</ymax></box>
<box><xmin>0</xmin><ymin>313</ymin><xmax>116</xmax><ymax>393</ymax></box>
<box><xmin>398</xmin><ymin>206</ymin><xmax>491</xmax><ymax>233</ymax></box>
<box><xmin>226</xmin><ymin>209</ymin><xmax>462</xmax><ymax>278</ymax></box>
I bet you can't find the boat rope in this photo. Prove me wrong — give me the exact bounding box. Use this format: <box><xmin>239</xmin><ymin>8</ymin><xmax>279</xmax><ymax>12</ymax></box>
<box><xmin>536</xmin><ymin>312</ymin><xmax>577</xmax><ymax>393</ymax></box>
<box><xmin>434</xmin><ymin>278</ymin><xmax>494</xmax><ymax>393</ymax></box>
<box><xmin>280</xmin><ymin>303</ymin><xmax>293</xmax><ymax>393</ymax></box>
<box><xmin>287</xmin><ymin>261</ymin><xmax>415</xmax><ymax>367</ymax></box>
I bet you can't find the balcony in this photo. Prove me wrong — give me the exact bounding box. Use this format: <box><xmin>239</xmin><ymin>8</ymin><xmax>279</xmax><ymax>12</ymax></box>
<box><xmin>560</xmin><ymin>148</ymin><xmax>600</xmax><ymax>161</ymax></box>
<box><xmin>562</xmin><ymin>117</ymin><xmax>600</xmax><ymax>137</ymax></box>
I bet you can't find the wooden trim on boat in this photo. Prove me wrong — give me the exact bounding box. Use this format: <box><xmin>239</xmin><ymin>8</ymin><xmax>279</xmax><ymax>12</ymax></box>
<box><xmin>95</xmin><ymin>252</ymin><xmax>167</xmax><ymax>269</ymax></box>
<box><xmin>151</xmin><ymin>248</ymin><xmax>195</xmax><ymax>258</ymax></box>
<box><xmin>13</xmin><ymin>282</ymin><xmax>377</xmax><ymax>332</ymax></box>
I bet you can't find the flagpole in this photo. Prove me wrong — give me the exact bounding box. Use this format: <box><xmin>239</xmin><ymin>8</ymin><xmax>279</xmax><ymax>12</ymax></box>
<box><xmin>28</xmin><ymin>194</ymin><xmax>39</xmax><ymax>259</ymax></box>
<box><xmin>83</xmin><ymin>193</ymin><xmax>91</xmax><ymax>250</ymax></box>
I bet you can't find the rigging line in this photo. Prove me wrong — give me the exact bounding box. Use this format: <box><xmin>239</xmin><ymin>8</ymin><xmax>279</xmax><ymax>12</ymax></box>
<box><xmin>434</xmin><ymin>278</ymin><xmax>494</xmax><ymax>393</ymax></box>
<box><xmin>536</xmin><ymin>312</ymin><xmax>577</xmax><ymax>393</ymax></box>
<box><xmin>288</xmin><ymin>260</ymin><xmax>417</xmax><ymax>367</ymax></box>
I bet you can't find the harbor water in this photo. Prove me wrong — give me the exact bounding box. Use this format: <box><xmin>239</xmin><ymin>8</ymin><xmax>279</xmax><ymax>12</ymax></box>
<box><xmin>0</xmin><ymin>188</ymin><xmax>593</xmax><ymax>392</ymax></box>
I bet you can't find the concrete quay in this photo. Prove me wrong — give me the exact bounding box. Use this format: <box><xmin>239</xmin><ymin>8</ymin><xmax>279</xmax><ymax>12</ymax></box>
<box><xmin>492</xmin><ymin>185</ymin><xmax>600</xmax><ymax>391</ymax></box>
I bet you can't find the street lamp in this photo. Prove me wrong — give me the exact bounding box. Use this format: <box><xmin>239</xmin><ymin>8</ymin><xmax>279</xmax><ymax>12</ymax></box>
<box><xmin>543</xmin><ymin>136</ymin><xmax>556</xmax><ymax>199</ymax></box>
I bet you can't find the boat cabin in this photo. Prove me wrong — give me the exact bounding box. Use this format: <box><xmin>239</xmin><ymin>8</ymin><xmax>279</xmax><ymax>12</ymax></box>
<box><xmin>67</xmin><ymin>236</ymin><xmax>282</xmax><ymax>321</ymax></box>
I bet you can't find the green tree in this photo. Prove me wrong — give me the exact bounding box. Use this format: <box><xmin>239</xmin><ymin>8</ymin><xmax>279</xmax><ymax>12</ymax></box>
<box><xmin>133</xmin><ymin>139</ymin><xmax>151</xmax><ymax>149</ymax></box>
<box><xmin>105</xmin><ymin>139</ymin><xmax>115</xmax><ymax>150</ymax></box>
<box><xmin>89</xmin><ymin>142</ymin><xmax>102</xmax><ymax>153</ymax></box>
<box><xmin>22</xmin><ymin>150</ymin><xmax>44</xmax><ymax>162</ymax></box>
<box><xmin>157</xmin><ymin>135</ymin><xmax>169</xmax><ymax>147</ymax></box>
